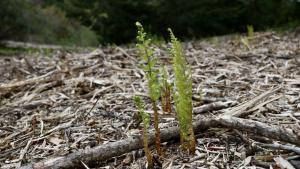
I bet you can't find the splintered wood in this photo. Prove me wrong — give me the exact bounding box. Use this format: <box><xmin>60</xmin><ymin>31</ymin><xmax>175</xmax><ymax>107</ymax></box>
<box><xmin>1</xmin><ymin>31</ymin><xmax>300</xmax><ymax>168</ymax></box>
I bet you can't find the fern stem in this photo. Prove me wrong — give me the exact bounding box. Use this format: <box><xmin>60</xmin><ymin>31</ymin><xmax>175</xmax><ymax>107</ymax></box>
<box><xmin>136</xmin><ymin>22</ymin><xmax>162</xmax><ymax>157</ymax></box>
<box><xmin>133</xmin><ymin>95</ymin><xmax>153</xmax><ymax>167</ymax></box>
<box><xmin>143</xmin><ymin>126</ymin><xmax>153</xmax><ymax>168</ymax></box>
<box><xmin>152</xmin><ymin>100</ymin><xmax>162</xmax><ymax>156</ymax></box>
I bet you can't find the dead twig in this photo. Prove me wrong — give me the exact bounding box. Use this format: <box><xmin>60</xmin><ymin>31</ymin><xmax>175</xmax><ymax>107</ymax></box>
<box><xmin>222</xmin><ymin>86</ymin><xmax>282</xmax><ymax>117</ymax></box>
<box><xmin>255</xmin><ymin>142</ymin><xmax>300</xmax><ymax>155</ymax></box>
<box><xmin>193</xmin><ymin>101</ymin><xmax>237</xmax><ymax>114</ymax></box>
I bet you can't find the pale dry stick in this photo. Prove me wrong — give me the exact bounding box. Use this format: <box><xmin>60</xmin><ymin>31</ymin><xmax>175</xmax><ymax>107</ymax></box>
<box><xmin>288</xmin><ymin>113</ymin><xmax>300</xmax><ymax>127</ymax></box>
<box><xmin>80</xmin><ymin>161</ymin><xmax>90</xmax><ymax>169</ymax></box>
<box><xmin>124</xmin><ymin>120</ymin><xmax>134</xmax><ymax>132</ymax></box>
<box><xmin>254</xmin><ymin>63</ymin><xmax>272</xmax><ymax>74</ymax></box>
<box><xmin>91</xmin><ymin>85</ymin><xmax>114</xmax><ymax>100</ymax></box>
<box><xmin>0</xmin><ymin>100</ymin><xmax>50</xmax><ymax>114</ymax></box>
<box><xmin>41</xmin><ymin>109</ymin><xmax>75</xmax><ymax>122</ymax></box>
<box><xmin>31</xmin><ymin>135</ymin><xmax>50</xmax><ymax>143</ymax></box>
<box><xmin>0</xmin><ymin>126</ymin><xmax>18</xmax><ymax>132</ymax></box>
<box><xmin>222</xmin><ymin>86</ymin><xmax>282</xmax><ymax>117</ymax></box>
<box><xmin>247</xmin><ymin>94</ymin><xmax>283</xmax><ymax>112</ymax></box>
<box><xmin>0</xmin><ymin>70</ymin><xmax>60</xmax><ymax>90</ymax></box>
<box><xmin>15</xmin><ymin>80</ymin><xmax>64</xmax><ymax>104</ymax></box>
<box><xmin>274</xmin><ymin>156</ymin><xmax>296</xmax><ymax>169</ymax></box>
<box><xmin>16</xmin><ymin>138</ymin><xmax>33</xmax><ymax>168</ymax></box>
<box><xmin>208</xmin><ymin>153</ymin><xmax>221</xmax><ymax>165</ymax></box>
<box><xmin>80</xmin><ymin>85</ymin><xmax>114</xmax><ymax>99</ymax></box>
<box><xmin>24</xmin><ymin>57</ymin><xmax>35</xmax><ymax>72</ymax></box>
<box><xmin>23</xmin><ymin>100</ymin><xmax>51</xmax><ymax>110</ymax></box>
<box><xmin>0</xmin><ymin>128</ymin><xmax>29</xmax><ymax>146</ymax></box>
<box><xmin>197</xmin><ymin>146</ymin><xmax>222</xmax><ymax>154</ymax></box>
<box><xmin>43</xmin><ymin>119</ymin><xmax>75</xmax><ymax>136</ymax></box>
<box><xmin>1</xmin><ymin>40</ymin><xmax>63</xmax><ymax>49</ymax></box>
<box><xmin>35</xmin><ymin>147</ymin><xmax>60</xmax><ymax>152</ymax></box>
<box><xmin>39</xmin><ymin>118</ymin><xmax>44</xmax><ymax>136</ymax></box>
<box><xmin>189</xmin><ymin>153</ymin><xmax>206</xmax><ymax>162</ymax></box>
<box><xmin>83</xmin><ymin>64</ymin><xmax>103</xmax><ymax>75</ymax></box>
<box><xmin>81</xmin><ymin>97</ymin><xmax>101</xmax><ymax>120</ymax></box>
<box><xmin>270</xmin><ymin>112</ymin><xmax>300</xmax><ymax>117</ymax></box>
<box><xmin>192</xmin><ymin>95</ymin><xmax>227</xmax><ymax>103</ymax></box>
<box><xmin>115</xmin><ymin>46</ymin><xmax>137</xmax><ymax>62</ymax></box>
<box><xmin>16</xmin><ymin>67</ymin><xmax>31</xmax><ymax>75</ymax></box>
<box><xmin>255</xmin><ymin>142</ymin><xmax>300</xmax><ymax>155</ymax></box>
<box><xmin>103</xmin><ymin>60</ymin><xmax>132</xmax><ymax>72</ymax></box>
<box><xmin>267</xmin><ymin>111</ymin><xmax>300</xmax><ymax>127</ymax></box>
<box><xmin>65</xmin><ymin>77</ymin><xmax>112</xmax><ymax>87</ymax></box>
<box><xmin>131</xmin><ymin>83</ymin><xmax>137</xmax><ymax>93</ymax></box>
<box><xmin>251</xmin><ymin>158</ymin><xmax>275</xmax><ymax>168</ymax></box>
<box><xmin>164</xmin><ymin>158</ymin><xmax>174</xmax><ymax>169</ymax></box>
<box><xmin>287</xmin><ymin>156</ymin><xmax>300</xmax><ymax>168</ymax></box>
<box><xmin>33</xmin><ymin>80</ymin><xmax>63</xmax><ymax>93</ymax></box>
<box><xmin>179</xmin><ymin>164</ymin><xmax>186</xmax><ymax>169</ymax></box>
<box><xmin>84</xmin><ymin>49</ymin><xmax>105</xmax><ymax>59</ymax></box>
<box><xmin>71</xmin><ymin>135</ymin><xmax>94</xmax><ymax>148</ymax></box>
<box><xmin>193</xmin><ymin>101</ymin><xmax>237</xmax><ymax>114</ymax></box>
<box><xmin>216</xmin><ymin>115</ymin><xmax>300</xmax><ymax>145</ymax></box>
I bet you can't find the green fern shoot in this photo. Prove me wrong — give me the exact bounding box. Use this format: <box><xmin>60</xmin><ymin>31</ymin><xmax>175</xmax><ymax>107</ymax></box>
<box><xmin>160</xmin><ymin>66</ymin><xmax>172</xmax><ymax>114</ymax></box>
<box><xmin>247</xmin><ymin>25</ymin><xmax>254</xmax><ymax>38</ymax></box>
<box><xmin>136</xmin><ymin>22</ymin><xmax>162</xmax><ymax>156</ymax></box>
<box><xmin>168</xmin><ymin>28</ymin><xmax>196</xmax><ymax>154</ymax></box>
<box><xmin>134</xmin><ymin>95</ymin><xmax>153</xmax><ymax>168</ymax></box>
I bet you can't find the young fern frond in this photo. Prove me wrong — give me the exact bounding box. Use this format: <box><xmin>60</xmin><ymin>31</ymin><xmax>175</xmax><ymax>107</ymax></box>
<box><xmin>247</xmin><ymin>25</ymin><xmax>254</xmax><ymax>38</ymax></box>
<box><xmin>168</xmin><ymin>28</ymin><xmax>195</xmax><ymax>154</ymax></box>
<box><xmin>241</xmin><ymin>25</ymin><xmax>254</xmax><ymax>50</ymax></box>
<box><xmin>136</xmin><ymin>22</ymin><xmax>160</xmax><ymax>101</ymax></box>
<box><xmin>133</xmin><ymin>96</ymin><xmax>153</xmax><ymax>168</ymax></box>
<box><xmin>160</xmin><ymin>66</ymin><xmax>172</xmax><ymax>114</ymax></box>
<box><xmin>240</xmin><ymin>37</ymin><xmax>250</xmax><ymax>50</ymax></box>
<box><xmin>136</xmin><ymin>22</ymin><xmax>162</xmax><ymax>156</ymax></box>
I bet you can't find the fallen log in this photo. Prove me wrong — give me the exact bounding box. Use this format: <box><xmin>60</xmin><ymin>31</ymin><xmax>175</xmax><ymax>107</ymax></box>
<box><xmin>19</xmin><ymin>116</ymin><xmax>300</xmax><ymax>169</ymax></box>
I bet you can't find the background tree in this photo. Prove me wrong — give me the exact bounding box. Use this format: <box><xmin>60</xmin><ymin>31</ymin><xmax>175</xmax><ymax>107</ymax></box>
<box><xmin>1</xmin><ymin>0</ymin><xmax>299</xmax><ymax>45</ymax></box>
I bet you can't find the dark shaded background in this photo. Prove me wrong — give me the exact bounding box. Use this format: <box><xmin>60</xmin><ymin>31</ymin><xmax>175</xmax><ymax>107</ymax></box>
<box><xmin>1</xmin><ymin>0</ymin><xmax>300</xmax><ymax>45</ymax></box>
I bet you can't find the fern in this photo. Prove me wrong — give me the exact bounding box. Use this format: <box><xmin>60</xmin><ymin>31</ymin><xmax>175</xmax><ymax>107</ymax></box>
<box><xmin>134</xmin><ymin>96</ymin><xmax>153</xmax><ymax>168</ymax></box>
<box><xmin>240</xmin><ymin>37</ymin><xmax>250</xmax><ymax>50</ymax></box>
<box><xmin>160</xmin><ymin>66</ymin><xmax>172</xmax><ymax>114</ymax></box>
<box><xmin>136</xmin><ymin>22</ymin><xmax>162</xmax><ymax>156</ymax></box>
<box><xmin>168</xmin><ymin>28</ymin><xmax>196</xmax><ymax>154</ymax></box>
<box><xmin>247</xmin><ymin>25</ymin><xmax>254</xmax><ymax>38</ymax></box>
<box><xmin>241</xmin><ymin>25</ymin><xmax>254</xmax><ymax>50</ymax></box>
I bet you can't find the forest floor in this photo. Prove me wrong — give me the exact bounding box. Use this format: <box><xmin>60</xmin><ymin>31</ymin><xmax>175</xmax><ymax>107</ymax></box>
<box><xmin>0</xmin><ymin>31</ymin><xmax>300</xmax><ymax>169</ymax></box>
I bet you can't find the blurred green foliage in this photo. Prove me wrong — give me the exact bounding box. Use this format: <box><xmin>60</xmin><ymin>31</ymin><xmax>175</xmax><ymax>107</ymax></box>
<box><xmin>1</xmin><ymin>0</ymin><xmax>300</xmax><ymax>45</ymax></box>
<box><xmin>0</xmin><ymin>0</ymin><xmax>98</xmax><ymax>46</ymax></box>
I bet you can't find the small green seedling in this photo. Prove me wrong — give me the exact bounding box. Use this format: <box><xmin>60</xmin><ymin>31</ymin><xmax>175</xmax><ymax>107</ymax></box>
<box><xmin>247</xmin><ymin>25</ymin><xmax>254</xmax><ymax>38</ymax></box>
<box><xmin>168</xmin><ymin>28</ymin><xmax>196</xmax><ymax>154</ymax></box>
<box><xmin>241</xmin><ymin>25</ymin><xmax>254</xmax><ymax>50</ymax></box>
<box><xmin>136</xmin><ymin>22</ymin><xmax>162</xmax><ymax>156</ymax></box>
<box><xmin>134</xmin><ymin>96</ymin><xmax>153</xmax><ymax>168</ymax></box>
<box><xmin>240</xmin><ymin>37</ymin><xmax>250</xmax><ymax>50</ymax></box>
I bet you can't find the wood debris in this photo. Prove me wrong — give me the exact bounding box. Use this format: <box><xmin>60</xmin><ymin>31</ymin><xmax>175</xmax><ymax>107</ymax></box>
<box><xmin>0</xmin><ymin>31</ymin><xmax>300</xmax><ymax>168</ymax></box>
